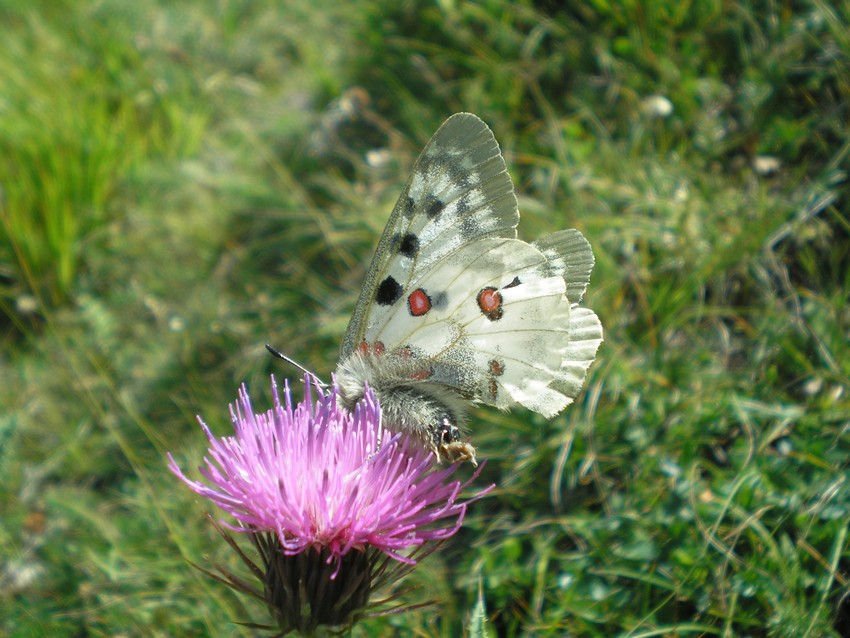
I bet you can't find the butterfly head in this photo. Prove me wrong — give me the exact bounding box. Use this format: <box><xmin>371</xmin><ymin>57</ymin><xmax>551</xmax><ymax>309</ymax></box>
<box><xmin>434</xmin><ymin>418</ymin><xmax>477</xmax><ymax>466</ymax></box>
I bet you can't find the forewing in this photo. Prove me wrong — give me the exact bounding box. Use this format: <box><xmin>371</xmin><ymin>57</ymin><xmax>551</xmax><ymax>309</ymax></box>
<box><xmin>340</xmin><ymin>113</ymin><xmax>520</xmax><ymax>359</ymax></box>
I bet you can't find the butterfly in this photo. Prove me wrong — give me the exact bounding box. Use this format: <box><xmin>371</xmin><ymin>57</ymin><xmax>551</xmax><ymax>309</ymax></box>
<box><xmin>333</xmin><ymin>113</ymin><xmax>603</xmax><ymax>465</ymax></box>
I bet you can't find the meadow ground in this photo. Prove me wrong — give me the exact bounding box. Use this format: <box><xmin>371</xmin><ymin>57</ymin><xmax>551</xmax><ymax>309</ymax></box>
<box><xmin>1</xmin><ymin>1</ymin><xmax>849</xmax><ymax>636</ymax></box>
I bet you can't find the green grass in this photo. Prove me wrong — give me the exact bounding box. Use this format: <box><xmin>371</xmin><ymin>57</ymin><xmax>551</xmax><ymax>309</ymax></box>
<box><xmin>1</xmin><ymin>0</ymin><xmax>849</xmax><ymax>636</ymax></box>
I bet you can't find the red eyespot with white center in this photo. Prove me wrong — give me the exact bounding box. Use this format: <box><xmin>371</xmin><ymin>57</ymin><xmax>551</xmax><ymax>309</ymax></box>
<box><xmin>408</xmin><ymin>288</ymin><xmax>432</xmax><ymax>317</ymax></box>
<box><xmin>477</xmin><ymin>287</ymin><xmax>503</xmax><ymax>321</ymax></box>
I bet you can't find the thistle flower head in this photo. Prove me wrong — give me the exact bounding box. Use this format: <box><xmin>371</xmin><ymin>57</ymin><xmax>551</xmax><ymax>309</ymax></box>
<box><xmin>168</xmin><ymin>376</ymin><xmax>491</xmax><ymax>634</ymax></box>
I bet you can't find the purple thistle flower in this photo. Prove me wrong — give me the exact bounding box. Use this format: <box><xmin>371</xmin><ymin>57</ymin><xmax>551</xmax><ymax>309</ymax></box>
<box><xmin>168</xmin><ymin>375</ymin><xmax>492</xmax><ymax>634</ymax></box>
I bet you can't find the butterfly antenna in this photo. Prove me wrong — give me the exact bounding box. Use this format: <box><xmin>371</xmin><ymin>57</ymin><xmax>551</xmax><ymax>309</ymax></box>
<box><xmin>264</xmin><ymin>345</ymin><xmax>330</xmax><ymax>390</ymax></box>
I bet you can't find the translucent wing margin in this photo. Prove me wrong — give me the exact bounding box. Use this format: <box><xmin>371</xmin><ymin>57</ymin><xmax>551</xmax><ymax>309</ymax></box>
<box><xmin>533</xmin><ymin>229</ymin><xmax>595</xmax><ymax>304</ymax></box>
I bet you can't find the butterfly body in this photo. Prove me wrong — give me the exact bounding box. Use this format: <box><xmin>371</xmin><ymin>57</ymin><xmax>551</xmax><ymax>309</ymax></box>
<box><xmin>334</xmin><ymin>113</ymin><xmax>602</xmax><ymax>463</ymax></box>
<box><xmin>336</xmin><ymin>350</ymin><xmax>475</xmax><ymax>462</ymax></box>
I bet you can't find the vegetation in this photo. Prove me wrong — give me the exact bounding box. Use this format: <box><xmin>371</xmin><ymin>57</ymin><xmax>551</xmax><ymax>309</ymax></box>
<box><xmin>1</xmin><ymin>1</ymin><xmax>848</xmax><ymax>635</ymax></box>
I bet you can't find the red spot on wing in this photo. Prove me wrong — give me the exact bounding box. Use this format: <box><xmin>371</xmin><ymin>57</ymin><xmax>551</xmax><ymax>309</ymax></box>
<box><xmin>392</xmin><ymin>345</ymin><xmax>431</xmax><ymax>380</ymax></box>
<box><xmin>408</xmin><ymin>288</ymin><xmax>432</xmax><ymax>317</ymax></box>
<box><xmin>477</xmin><ymin>287</ymin><xmax>504</xmax><ymax>321</ymax></box>
<box><xmin>488</xmin><ymin>359</ymin><xmax>504</xmax><ymax>400</ymax></box>
<box><xmin>489</xmin><ymin>359</ymin><xmax>505</xmax><ymax>376</ymax></box>
<box><xmin>410</xmin><ymin>367</ymin><xmax>432</xmax><ymax>381</ymax></box>
<box><xmin>358</xmin><ymin>340</ymin><xmax>385</xmax><ymax>355</ymax></box>
<box><xmin>488</xmin><ymin>378</ymin><xmax>498</xmax><ymax>400</ymax></box>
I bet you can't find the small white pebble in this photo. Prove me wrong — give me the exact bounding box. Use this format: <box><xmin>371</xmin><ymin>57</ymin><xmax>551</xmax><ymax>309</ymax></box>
<box><xmin>366</xmin><ymin>148</ymin><xmax>393</xmax><ymax>168</ymax></box>
<box><xmin>802</xmin><ymin>377</ymin><xmax>822</xmax><ymax>396</ymax></box>
<box><xmin>16</xmin><ymin>295</ymin><xmax>39</xmax><ymax>314</ymax></box>
<box><xmin>642</xmin><ymin>94</ymin><xmax>673</xmax><ymax>118</ymax></box>
<box><xmin>753</xmin><ymin>155</ymin><xmax>781</xmax><ymax>175</ymax></box>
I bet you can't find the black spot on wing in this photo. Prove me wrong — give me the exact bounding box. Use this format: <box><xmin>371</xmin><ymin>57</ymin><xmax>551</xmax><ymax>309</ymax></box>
<box><xmin>426</xmin><ymin>197</ymin><xmax>444</xmax><ymax>219</ymax></box>
<box><xmin>398</xmin><ymin>233</ymin><xmax>419</xmax><ymax>258</ymax></box>
<box><xmin>460</xmin><ymin>212</ymin><xmax>482</xmax><ymax>238</ymax></box>
<box><xmin>376</xmin><ymin>276</ymin><xmax>403</xmax><ymax>306</ymax></box>
<box><xmin>431</xmin><ymin>290</ymin><xmax>448</xmax><ymax>310</ymax></box>
<box><xmin>504</xmin><ymin>276</ymin><xmax>521</xmax><ymax>289</ymax></box>
<box><xmin>454</xmin><ymin>194</ymin><xmax>470</xmax><ymax>216</ymax></box>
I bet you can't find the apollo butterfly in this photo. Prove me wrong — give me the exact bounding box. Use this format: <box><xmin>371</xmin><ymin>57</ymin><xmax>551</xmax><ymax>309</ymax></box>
<box><xmin>331</xmin><ymin>113</ymin><xmax>603</xmax><ymax>464</ymax></box>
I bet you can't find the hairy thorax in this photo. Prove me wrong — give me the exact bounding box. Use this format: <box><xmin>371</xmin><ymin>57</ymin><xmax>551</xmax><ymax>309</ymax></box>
<box><xmin>335</xmin><ymin>351</ymin><xmax>477</xmax><ymax>465</ymax></box>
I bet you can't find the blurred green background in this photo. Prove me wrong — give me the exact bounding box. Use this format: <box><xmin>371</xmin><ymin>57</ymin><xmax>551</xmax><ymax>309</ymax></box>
<box><xmin>1</xmin><ymin>1</ymin><xmax>849</xmax><ymax>636</ymax></box>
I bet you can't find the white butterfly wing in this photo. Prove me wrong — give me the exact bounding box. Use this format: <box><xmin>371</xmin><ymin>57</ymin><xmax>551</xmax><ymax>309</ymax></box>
<box><xmin>341</xmin><ymin>113</ymin><xmax>520</xmax><ymax>359</ymax></box>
